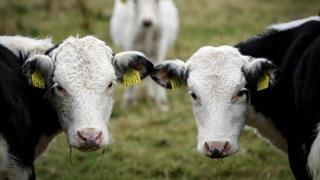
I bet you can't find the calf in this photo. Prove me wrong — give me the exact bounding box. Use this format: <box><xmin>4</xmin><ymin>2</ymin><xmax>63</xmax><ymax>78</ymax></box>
<box><xmin>151</xmin><ymin>16</ymin><xmax>320</xmax><ymax>179</ymax></box>
<box><xmin>0</xmin><ymin>35</ymin><xmax>153</xmax><ymax>179</ymax></box>
<box><xmin>110</xmin><ymin>0</ymin><xmax>179</xmax><ymax>110</ymax></box>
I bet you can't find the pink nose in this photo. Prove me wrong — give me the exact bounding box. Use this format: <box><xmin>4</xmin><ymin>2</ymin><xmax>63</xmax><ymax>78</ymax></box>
<box><xmin>77</xmin><ymin>128</ymin><xmax>103</xmax><ymax>151</ymax></box>
<box><xmin>204</xmin><ymin>141</ymin><xmax>230</xmax><ymax>159</ymax></box>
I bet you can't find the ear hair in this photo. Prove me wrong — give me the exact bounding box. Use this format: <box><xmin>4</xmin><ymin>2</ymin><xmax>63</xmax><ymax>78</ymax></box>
<box><xmin>112</xmin><ymin>51</ymin><xmax>154</xmax><ymax>81</ymax></box>
<box><xmin>150</xmin><ymin>60</ymin><xmax>187</xmax><ymax>89</ymax></box>
<box><xmin>242</xmin><ymin>58</ymin><xmax>279</xmax><ymax>90</ymax></box>
<box><xmin>22</xmin><ymin>54</ymin><xmax>54</xmax><ymax>87</ymax></box>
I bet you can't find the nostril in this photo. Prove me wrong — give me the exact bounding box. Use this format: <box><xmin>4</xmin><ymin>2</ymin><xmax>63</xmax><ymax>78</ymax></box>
<box><xmin>204</xmin><ymin>141</ymin><xmax>230</xmax><ymax>158</ymax></box>
<box><xmin>143</xmin><ymin>20</ymin><xmax>152</xmax><ymax>27</ymax></box>
<box><xmin>224</xmin><ymin>141</ymin><xmax>229</xmax><ymax>150</ymax></box>
<box><xmin>211</xmin><ymin>149</ymin><xmax>222</xmax><ymax>157</ymax></box>
<box><xmin>204</xmin><ymin>142</ymin><xmax>211</xmax><ymax>155</ymax></box>
<box><xmin>77</xmin><ymin>131</ymin><xmax>87</xmax><ymax>141</ymax></box>
<box><xmin>205</xmin><ymin>142</ymin><xmax>210</xmax><ymax>151</ymax></box>
<box><xmin>95</xmin><ymin>131</ymin><xmax>103</xmax><ymax>140</ymax></box>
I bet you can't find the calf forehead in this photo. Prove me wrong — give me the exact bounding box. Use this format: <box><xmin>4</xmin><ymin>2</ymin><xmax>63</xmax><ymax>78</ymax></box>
<box><xmin>187</xmin><ymin>46</ymin><xmax>248</xmax><ymax>91</ymax></box>
<box><xmin>54</xmin><ymin>36</ymin><xmax>115</xmax><ymax>88</ymax></box>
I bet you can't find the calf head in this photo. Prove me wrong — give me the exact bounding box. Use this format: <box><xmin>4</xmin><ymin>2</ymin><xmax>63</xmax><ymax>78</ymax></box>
<box><xmin>151</xmin><ymin>46</ymin><xmax>278</xmax><ymax>158</ymax></box>
<box><xmin>128</xmin><ymin>0</ymin><xmax>160</xmax><ymax>28</ymax></box>
<box><xmin>23</xmin><ymin>36</ymin><xmax>153</xmax><ymax>152</ymax></box>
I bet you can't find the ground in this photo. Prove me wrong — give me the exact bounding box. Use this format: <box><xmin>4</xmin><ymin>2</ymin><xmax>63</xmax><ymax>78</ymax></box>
<box><xmin>0</xmin><ymin>0</ymin><xmax>319</xmax><ymax>179</ymax></box>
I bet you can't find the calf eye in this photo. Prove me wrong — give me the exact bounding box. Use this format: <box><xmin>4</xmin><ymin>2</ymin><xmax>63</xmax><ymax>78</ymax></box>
<box><xmin>231</xmin><ymin>88</ymin><xmax>248</xmax><ymax>103</ymax></box>
<box><xmin>190</xmin><ymin>92</ymin><xmax>197</xmax><ymax>100</ymax></box>
<box><xmin>237</xmin><ymin>89</ymin><xmax>248</xmax><ymax>96</ymax></box>
<box><xmin>54</xmin><ymin>84</ymin><xmax>66</xmax><ymax>96</ymax></box>
<box><xmin>56</xmin><ymin>85</ymin><xmax>64</xmax><ymax>92</ymax></box>
<box><xmin>108</xmin><ymin>82</ymin><xmax>113</xmax><ymax>88</ymax></box>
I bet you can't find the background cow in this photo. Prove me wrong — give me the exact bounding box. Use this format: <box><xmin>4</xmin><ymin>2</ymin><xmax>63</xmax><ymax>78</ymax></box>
<box><xmin>110</xmin><ymin>0</ymin><xmax>179</xmax><ymax>110</ymax></box>
<box><xmin>0</xmin><ymin>35</ymin><xmax>153</xmax><ymax>179</ymax></box>
<box><xmin>151</xmin><ymin>16</ymin><xmax>320</xmax><ymax>179</ymax></box>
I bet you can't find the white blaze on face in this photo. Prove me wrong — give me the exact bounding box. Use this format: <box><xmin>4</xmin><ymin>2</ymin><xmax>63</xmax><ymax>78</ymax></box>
<box><xmin>186</xmin><ymin>46</ymin><xmax>249</xmax><ymax>155</ymax></box>
<box><xmin>51</xmin><ymin>36</ymin><xmax>115</xmax><ymax>150</ymax></box>
<box><xmin>151</xmin><ymin>45</ymin><xmax>278</xmax><ymax>158</ymax></box>
<box><xmin>17</xmin><ymin>35</ymin><xmax>153</xmax><ymax>152</ymax></box>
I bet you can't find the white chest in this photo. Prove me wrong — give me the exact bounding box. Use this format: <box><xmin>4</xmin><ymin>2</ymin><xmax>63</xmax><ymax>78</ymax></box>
<box><xmin>246</xmin><ymin>106</ymin><xmax>288</xmax><ymax>153</ymax></box>
<box><xmin>35</xmin><ymin>131</ymin><xmax>62</xmax><ymax>159</ymax></box>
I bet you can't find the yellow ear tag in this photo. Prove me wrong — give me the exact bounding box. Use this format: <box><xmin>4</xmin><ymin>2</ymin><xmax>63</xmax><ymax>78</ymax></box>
<box><xmin>170</xmin><ymin>79</ymin><xmax>185</xmax><ymax>90</ymax></box>
<box><xmin>123</xmin><ymin>69</ymin><xmax>141</xmax><ymax>86</ymax></box>
<box><xmin>31</xmin><ymin>71</ymin><xmax>45</xmax><ymax>89</ymax></box>
<box><xmin>257</xmin><ymin>73</ymin><xmax>270</xmax><ymax>91</ymax></box>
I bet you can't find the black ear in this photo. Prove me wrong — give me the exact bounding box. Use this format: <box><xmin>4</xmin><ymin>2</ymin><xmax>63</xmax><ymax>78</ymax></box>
<box><xmin>242</xmin><ymin>58</ymin><xmax>279</xmax><ymax>91</ymax></box>
<box><xmin>150</xmin><ymin>60</ymin><xmax>188</xmax><ymax>89</ymax></box>
<box><xmin>112</xmin><ymin>51</ymin><xmax>154</xmax><ymax>85</ymax></box>
<box><xmin>22</xmin><ymin>54</ymin><xmax>54</xmax><ymax>89</ymax></box>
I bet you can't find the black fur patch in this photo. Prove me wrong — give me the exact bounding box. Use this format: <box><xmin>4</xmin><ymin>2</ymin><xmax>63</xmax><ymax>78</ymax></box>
<box><xmin>45</xmin><ymin>44</ymin><xmax>59</xmax><ymax>56</ymax></box>
<box><xmin>21</xmin><ymin>55</ymin><xmax>54</xmax><ymax>89</ymax></box>
<box><xmin>242</xmin><ymin>59</ymin><xmax>279</xmax><ymax>91</ymax></box>
<box><xmin>235</xmin><ymin>19</ymin><xmax>320</xmax><ymax>179</ymax></box>
<box><xmin>0</xmin><ymin>44</ymin><xmax>60</xmax><ymax>180</ymax></box>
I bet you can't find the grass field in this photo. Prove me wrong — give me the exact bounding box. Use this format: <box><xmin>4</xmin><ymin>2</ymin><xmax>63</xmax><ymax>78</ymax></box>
<box><xmin>1</xmin><ymin>0</ymin><xmax>320</xmax><ymax>179</ymax></box>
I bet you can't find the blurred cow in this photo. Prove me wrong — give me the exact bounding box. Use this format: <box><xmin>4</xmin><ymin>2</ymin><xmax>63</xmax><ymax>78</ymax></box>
<box><xmin>110</xmin><ymin>0</ymin><xmax>179</xmax><ymax>110</ymax></box>
<box><xmin>0</xmin><ymin>35</ymin><xmax>153</xmax><ymax>179</ymax></box>
<box><xmin>151</xmin><ymin>16</ymin><xmax>320</xmax><ymax>179</ymax></box>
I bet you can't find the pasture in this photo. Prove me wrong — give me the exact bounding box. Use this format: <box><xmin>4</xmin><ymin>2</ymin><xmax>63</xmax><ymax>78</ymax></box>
<box><xmin>1</xmin><ymin>0</ymin><xmax>319</xmax><ymax>179</ymax></box>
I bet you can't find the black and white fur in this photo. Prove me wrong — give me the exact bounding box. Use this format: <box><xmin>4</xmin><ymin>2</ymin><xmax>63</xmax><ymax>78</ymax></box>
<box><xmin>0</xmin><ymin>35</ymin><xmax>153</xmax><ymax>180</ymax></box>
<box><xmin>151</xmin><ymin>16</ymin><xmax>320</xmax><ymax>180</ymax></box>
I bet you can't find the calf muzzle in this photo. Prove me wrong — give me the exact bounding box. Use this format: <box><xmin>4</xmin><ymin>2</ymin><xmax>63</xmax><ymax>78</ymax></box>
<box><xmin>204</xmin><ymin>141</ymin><xmax>230</xmax><ymax>159</ymax></box>
<box><xmin>77</xmin><ymin>128</ymin><xmax>103</xmax><ymax>151</ymax></box>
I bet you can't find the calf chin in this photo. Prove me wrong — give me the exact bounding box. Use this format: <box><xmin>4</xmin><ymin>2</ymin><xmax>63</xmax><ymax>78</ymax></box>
<box><xmin>66</xmin><ymin>127</ymin><xmax>109</xmax><ymax>152</ymax></box>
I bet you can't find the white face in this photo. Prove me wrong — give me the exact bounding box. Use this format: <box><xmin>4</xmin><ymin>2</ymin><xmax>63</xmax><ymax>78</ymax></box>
<box><xmin>186</xmin><ymin>46</ymin><xmax>249</xmax><ymax>158</ymax></box>
<box><xmin>22</xmin><ymin>36</ymin><xmax>154</xmax><ymax>152</ymax></box>
<box><xmin>50</xmin><ymin>36</ymin><xmax>115</xmax><ymax>151</ymax></box>
<box><xmin>151</xmin><ymin>45</ymin><xmax>277</xmax><ymax>158</ymax></box>
<box><xmin>132</xmin><ymin>0</ymin><xmax>160</xmax><ymax>28</ymax></box>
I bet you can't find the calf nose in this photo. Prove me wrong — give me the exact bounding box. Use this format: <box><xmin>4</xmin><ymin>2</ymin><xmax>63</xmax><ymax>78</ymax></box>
<box><xmin>142</xmin><ymin>19</ymin><xmax>153</xmax><ymax>28</ymax></box>
<box><xmin>204</xmin><ymin>141</ymin><xmax>230</xmax><ymax>159</ymax></box>
<box><xmin>77</xmin><ymin>128</ymin><xmax>103</xmax><ymax>150</ymax></box>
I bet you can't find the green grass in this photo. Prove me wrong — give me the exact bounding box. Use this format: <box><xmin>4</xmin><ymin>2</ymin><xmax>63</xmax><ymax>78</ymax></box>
<box><xmin>1</xmin><ymin>0</ymin><xmax>319</xmax><ymax>179</ymax></box>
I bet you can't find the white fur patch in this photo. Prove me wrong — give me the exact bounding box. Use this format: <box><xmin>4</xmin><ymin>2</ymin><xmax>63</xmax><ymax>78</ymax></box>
<box><xmin>6</xmin><ymin>163</ymin><xmax>31</xmax><ymax>180</ymax></box>
<box><xmin>0</xmin><ymin>136</ymin><xmax>8</xmax><ymax>179</ymax></box>
<box><xmin>159</xmin><ymin>59</ymin><xmax>186</xmax><ymax>67</ymax></box>
<box><xmin>269</xmin><ymin>16</ymin><xmax>320</xmax><ymax>31</ymax></box>
<box><xmin>246</xmin><ymin>105</ymin><xmax>287</xmax><ymax>153</ymax></box>
<box><xmin>308</xmin><ymin>124</ymin><xmax>320</xmax><ymax>180</ymax></box>
<box><xmin>185</xmin><ymin>46</ymin><xmax>250</xmax><ymax>155</ymax></box>
<box><xmin>0</xmin><ymin>35</ymin><xmax>54</xmax><ymax>57</ymax></box>
<box><xmin>35</xmin><ymin>131</ymin><xmax>62</xmax><ymax>159</ymax></box>
<box><xmin>51</xmin><ymin>36</ymin><xmax>114</xmax><ymax>149</ymax></box>
<box><xmin>0</xmin><ymin>136</ymin><xmax>31</xmax><ymax>180</ymax></box>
